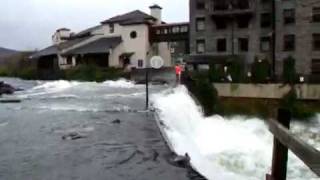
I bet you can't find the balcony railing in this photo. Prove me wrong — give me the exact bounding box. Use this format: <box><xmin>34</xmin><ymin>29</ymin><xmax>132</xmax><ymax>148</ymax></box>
<box><xmin>208</xmin><ymin>0</ymin><xmax>255</xmax><ymax>16</ymax></box>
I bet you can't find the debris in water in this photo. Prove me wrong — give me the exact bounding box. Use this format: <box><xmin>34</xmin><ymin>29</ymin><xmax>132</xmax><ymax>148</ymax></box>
<box><xmin>0</xmin><ymin>99</ymin><xmax>21</xmax><ymax>103</ymax></box>
<box><xmin>62</xmin><ymin>132</ymin><xmax>87</xmax><ymax>140</ymax></box>
<box><xmin>152</xmin><ymin>149</ymin><xmax>159</xmax><ymax>161</ymax></box>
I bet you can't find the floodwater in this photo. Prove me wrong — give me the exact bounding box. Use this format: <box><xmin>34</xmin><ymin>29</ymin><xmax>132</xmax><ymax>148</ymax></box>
<box><xmin>1</xmin><ymin>78</ymin><xmax>319</xmax><ymax>180</ymax></box>
<box><xmin>0</xmin><ymin>78</ymin><xmax>190</xmax><ymax>180</ymax></box>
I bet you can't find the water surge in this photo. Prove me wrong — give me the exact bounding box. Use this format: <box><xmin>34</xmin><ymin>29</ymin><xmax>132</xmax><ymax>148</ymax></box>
<box><xmin>152</xmin><ymin>86</ymin><xmax>320</xmax><ymax>180</ymax></box>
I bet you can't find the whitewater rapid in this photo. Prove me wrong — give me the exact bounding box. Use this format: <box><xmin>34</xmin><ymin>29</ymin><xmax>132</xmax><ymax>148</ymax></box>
<box><xmin>151</xmin><ymin>86</ymin><xmax>320</xmax><ymax>180</ymax></box>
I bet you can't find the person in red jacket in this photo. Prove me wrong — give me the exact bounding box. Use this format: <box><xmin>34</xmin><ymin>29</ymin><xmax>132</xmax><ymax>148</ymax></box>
<box><xmin>175</xmin><ymin>64</ymin><xmax>182</xmax><ymax>85</ymax></box>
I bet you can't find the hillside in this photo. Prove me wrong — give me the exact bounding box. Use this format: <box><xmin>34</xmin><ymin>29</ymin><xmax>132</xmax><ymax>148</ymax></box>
<box><xmin>0</xmin><ymin>47</ymin><xmax>19</xmax><ymax>58</ymax></box>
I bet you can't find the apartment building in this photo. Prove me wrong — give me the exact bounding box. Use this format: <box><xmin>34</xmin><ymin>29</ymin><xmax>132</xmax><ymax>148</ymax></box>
<box><xmin>189</xmin><ymin>0</ymin><xmax>320</xmax><ymax>79</ymax></box>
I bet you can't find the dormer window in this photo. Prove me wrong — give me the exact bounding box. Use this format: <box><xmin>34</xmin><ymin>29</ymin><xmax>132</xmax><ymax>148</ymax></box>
<box><xmin>109</xmin><ymin>23</ymin><xmax>114</xmax><ymax>33</ymax></box>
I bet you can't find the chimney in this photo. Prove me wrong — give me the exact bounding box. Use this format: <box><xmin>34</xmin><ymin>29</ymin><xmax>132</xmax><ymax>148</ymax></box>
<box><xmin>149</xmin><ymin>4</ymin><xmax>162</xmax><ymax>24</ymax></box>
<box><xmin>52</xmin><ymin>28</ymin><xmax>71</xmax><ymax>44</ymax></box>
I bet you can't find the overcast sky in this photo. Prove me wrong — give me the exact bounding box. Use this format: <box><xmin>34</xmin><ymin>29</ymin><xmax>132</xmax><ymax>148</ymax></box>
<box><xmin>0</xmin><ymin>0</ymin><xmax>188</xmax><ymax>51</ymax></box>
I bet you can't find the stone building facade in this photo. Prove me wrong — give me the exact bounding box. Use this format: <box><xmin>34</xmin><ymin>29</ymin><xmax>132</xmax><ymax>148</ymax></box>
<box><xmin>189</xmin><ymin>0</ymin><xmax>320</xmax><ymax>79</ymax></box>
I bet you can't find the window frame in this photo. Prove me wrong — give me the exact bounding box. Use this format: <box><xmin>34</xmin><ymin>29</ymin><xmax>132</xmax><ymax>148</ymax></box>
<box><xmin>196</xmin><ymin>39</ymin><xmax>206</xmax><ymax>54</ymax></box>
<box><xmin>261</xmin><ymin>13</ymin><xmax>272</xmax><ymax>28</ymax></box>
<box><xmin>238</xmin><ymin>38</ymin><xmax>249</xmax><ymax>52</ymax></box>
<box><xmin>283</xmin><ymin>34</ymin><xmax>295</xmax><ymax>52</ymax></box>
<box><xmin>109</xmin><ymin>23</ymin><xmax>115</xmax><ymax>34</ymax></box>
<box><xmin>260</xmin><ymin>36</ymin><xmax>271</xmax><ymax>52</ymax></box>
<box><xmin>283</xmin><ymin>9</ymin><xmax>296</xmax><ymax>25</ymax></box>
<box><xmin>217</xmin><ymin>38</ymin><xmax>227</xmax><ymax>52</ymax></box>
<box><xmin>196</xmin><ymin>17</ymin><xmax>206</xmax><ymax>32</ymax></box>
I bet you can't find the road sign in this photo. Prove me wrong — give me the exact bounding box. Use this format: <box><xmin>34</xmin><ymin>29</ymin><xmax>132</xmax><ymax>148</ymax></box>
<box><xmin>150</xmin><ymin>56</ymin><xmax>164</xmax><ymax>69</ymax></box>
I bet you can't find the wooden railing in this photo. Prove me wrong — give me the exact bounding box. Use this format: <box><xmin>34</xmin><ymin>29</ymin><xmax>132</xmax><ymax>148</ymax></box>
<box><xmin>266</xmin><ymin>109</ymin><xmax>320</xmax><ymax>180</ymax></box>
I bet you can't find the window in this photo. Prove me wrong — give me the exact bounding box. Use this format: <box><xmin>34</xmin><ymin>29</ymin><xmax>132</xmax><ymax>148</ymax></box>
<box><xmin>215</xmin><ymin>19</ymin><xmax>227</xmax><ymax>29</ymax></box>
<box><xmin>217</xmin><ymin>38</ymin><xmax>227</xmax><ymax>52</ymax></box>
<box><xmin>313</xmin><ymin>7</ymin><xmax>320</xmax><ymax>22</ymax></box>
<box><xmin>172</xmin><ymin>27</ymin><xmax>180</xmax><ymax>33</ymax></box>
<box><xmin>196</xmin><ymin>39</ymin><xmax>205</xmax><ymax>54</ymax></box>
<box><xmin>196</xmin><ymin>17</ymin><xmax>205</xmax><ymax>31</ymax></box>
<box><xmin>312</xmin><ymin>59</ymin><xmax>320</xmax><ymax>74</ymax></box>
<box><xmin>237</xmin><ymin>16</ymin><xmax>250</xmax><ymax>28</ymax></box>
<box><xmin>261</xmin><ymin>13</ymin><xmax>272</xmax><ymax>28</ymax></box>
<box><xmin>283</xmin><ymin>9</ymin><xmax>295</xmax><ymax>25</ymax></box>
<box><xmin>235</xmin><ymin>0</ymin><xmax>250</xmax><ymax>9</ymax></box>
<box><xmin>283</xmin><ymin>34</ymin><xmax>295</xmax><ymax>51</ymax></box>
<box><xmin>130</xmin><ymin>31</ymin><xmax>137</xmax><ymax>39</ymax></box>
<box><xmin>66</xmin><ymin>56</ymin><xmax>73</xmax><ymax>65</ymax></box>
<box><xmin>261</xmin><ymin>37</ymin><xmax>271</xmax><ymax>52</ymax></box>
<box><xmin>180</xmin><ymin>26</ymin><xmax>189</xmax><ymax>33</ymax></box>
<box><xmin>138</xmin><ymin>59</ymin><xmax>143</xmax><ymax>67</ymax></box>
<box><xmin>313</xmin><ymin>34</ymin><xmax>320</xmax><ymax>51</ymax></box>
<box><xmin>196</xmin><ymin>1</ymin><xmax>205</xmax><ymax>10</ymax></box>
<box><xmin>238</xmin><ymin>38</ymin><xmax>249</xmax><ymax>52</ymax></box>
<box><xmin>109</xmin><ymin>23</ymin><xmax>114</xmax><ymax>33</ymax></box>
<box><xmin>214</xmin><ymin>1</ymin><xmax>228</xmax><ymax>10</ymax></box>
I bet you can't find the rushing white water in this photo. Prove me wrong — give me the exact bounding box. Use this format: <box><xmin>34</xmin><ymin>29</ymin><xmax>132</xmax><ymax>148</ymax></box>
<box><xmin>102</xmin><ymin>79</ymin><xmax>136</xmax><ymax>88</ymax></box>
<box><xmin>152</xmin><ymin>86</ymin><xmax>320</xmax><ymax>180</ymax></box>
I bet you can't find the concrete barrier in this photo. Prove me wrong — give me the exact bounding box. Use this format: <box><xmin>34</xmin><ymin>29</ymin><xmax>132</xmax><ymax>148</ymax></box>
<box><xmin>213</xmin><ymin>83</ymin><xmax>320</xmax><ymax>100</ymax></box>
<box><xmin>131</xmin><ymin>68</ymin><xmax>176</xmax><ymax>84</ymax></box>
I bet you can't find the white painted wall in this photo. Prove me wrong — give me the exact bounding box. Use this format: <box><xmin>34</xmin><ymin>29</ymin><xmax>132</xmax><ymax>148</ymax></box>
<box><xmin>56</xmin><ymin>22</ymin><xmax>172</xmax><ymax>69</ymax></box>
<box><xmin>97</xmin><ymin>23</ymin><xmax>150</xmax><ymax>68</ymax></box>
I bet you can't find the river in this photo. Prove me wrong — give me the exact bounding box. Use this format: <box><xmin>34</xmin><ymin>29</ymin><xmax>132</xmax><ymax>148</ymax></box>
<box><xmin>0</xmin><ymin>78</ymin><xmax>319</xmax><ymax>180</ymax></box>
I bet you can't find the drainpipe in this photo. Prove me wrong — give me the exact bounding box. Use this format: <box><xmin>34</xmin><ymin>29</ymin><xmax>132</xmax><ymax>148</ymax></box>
<box><xmin>231</xmin><ymin>15</ymin><xmax>235</xmax><ymax>56</ymax></box>
<box><xmin>272</xmin><ymin>0</ymin><xmax>276</xmax><ymax>80</ymax></box>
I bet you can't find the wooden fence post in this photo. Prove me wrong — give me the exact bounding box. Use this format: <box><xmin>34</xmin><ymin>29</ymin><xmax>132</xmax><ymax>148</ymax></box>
<box><xmin>269</xmin><ymin>108</ymin><xmax>291</xmax><ymax>180</ymax></box>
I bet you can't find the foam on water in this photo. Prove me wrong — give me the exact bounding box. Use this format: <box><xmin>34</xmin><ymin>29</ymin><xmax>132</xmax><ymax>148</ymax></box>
<box><xmin>102</xmin><ymin>79</ymin><xmax>136</xmax><ymax>88</ymax></box>
<box><xmin>152</xmin><ymin>86</ymin><xmax>319</xmax><ymax>180</ymax></box>
<box><xmin>32</xmin><ymin>80</ymin><xmax>80</xmax><ymax>91</ymax></box>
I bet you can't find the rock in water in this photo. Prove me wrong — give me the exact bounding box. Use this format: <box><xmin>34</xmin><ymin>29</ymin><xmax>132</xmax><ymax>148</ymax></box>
<box><xmin>0</xmin><ymin>81</ymin><xmax>17</xmax><ymax>95</ymax></box>
<box><xmin>112</xmin><ymin>119</ymin><xmax>121</xmax><ymax>124</ymax></box>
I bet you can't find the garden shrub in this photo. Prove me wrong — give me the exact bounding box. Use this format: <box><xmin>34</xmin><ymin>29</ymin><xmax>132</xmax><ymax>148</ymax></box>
<box><xmin>282</xmin><ymin>56</ymin><xmax>297</xmax><ymax>84</ymax></box>
<box><xmin>251</xmin><ymin>57</ymin><xmax>271</xmax><ymax>83</ymax></box>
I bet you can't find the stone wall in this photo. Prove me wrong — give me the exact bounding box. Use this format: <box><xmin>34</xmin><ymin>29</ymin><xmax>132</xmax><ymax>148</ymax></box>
<box><xmin>214</xmin><ymin>83</ymin><xmax>320</xmax><ymax>100</ymax></box>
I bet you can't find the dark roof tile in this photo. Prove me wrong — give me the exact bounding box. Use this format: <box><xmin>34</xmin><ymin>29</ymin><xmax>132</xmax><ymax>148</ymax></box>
<box><xmin>101</xmin><ymin>10</ymin><xmax>156</xmax><ymax>25</ymax></box>
<box><xmin>64</xmin><ymin>36</ymin><xmax>122</xmax><ymax>55</ymax></box>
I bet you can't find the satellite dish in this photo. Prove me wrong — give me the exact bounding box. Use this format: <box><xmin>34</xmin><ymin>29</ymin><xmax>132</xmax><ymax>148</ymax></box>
<box><xmin>150</xmin><ymin>56</ymin><xmax>164</xmax><ymax>69</ymax></box>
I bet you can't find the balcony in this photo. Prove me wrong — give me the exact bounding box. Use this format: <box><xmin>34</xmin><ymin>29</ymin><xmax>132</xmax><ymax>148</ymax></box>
<box><xmin>209</xmin><ymin>0</ymin><xmax>255</xmax><ymax>18</ymax></box>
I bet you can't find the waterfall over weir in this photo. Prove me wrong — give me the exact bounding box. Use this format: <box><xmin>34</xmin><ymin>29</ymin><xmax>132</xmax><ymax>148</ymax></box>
<box><xmin>151</xmin><ymin>86</ymin><xmax>320</xmax><ymax>180</ymax></box>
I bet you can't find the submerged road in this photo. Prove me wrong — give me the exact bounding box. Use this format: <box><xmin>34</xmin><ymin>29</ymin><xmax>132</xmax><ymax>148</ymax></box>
<box><xmin>0</xmin><ymin>78</ymin><xmax>190</xmax><ymax>180</ymax></box>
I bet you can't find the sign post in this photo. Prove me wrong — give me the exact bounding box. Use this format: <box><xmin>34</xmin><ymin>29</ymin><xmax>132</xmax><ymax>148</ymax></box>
<box><xmin>145</xmin><ymin>56</ymin><xmax>164</xmax><ymax>110</ymax></box>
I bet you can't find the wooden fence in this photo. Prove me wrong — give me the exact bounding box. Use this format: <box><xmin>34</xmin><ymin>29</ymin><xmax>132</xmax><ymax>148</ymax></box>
<box><xmin>266</xmin><ymin>109</ymin><xmax>320</xmax><ymax>180</ymax></box>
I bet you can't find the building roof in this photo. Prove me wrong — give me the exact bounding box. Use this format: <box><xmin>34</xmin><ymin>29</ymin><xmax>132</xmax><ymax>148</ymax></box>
<box><xmin>74</xmin><ymin>25</ymin><xmax>103</xmax><ymax>38</ymax></box>
<box><xmin>149</xmin><ymin>4</ymin><xmax>162</xmax><ymax>9</ymax></box>
<box><xmin>64</xmin><ymin>36</ymin><xmax>122</xmax><ymax>55</ymax></box>
<box><xmin>101</xmin><ymin>10</ymin><xmax>156</xmax><ymax>25</ymax></box>
<box><xmin>29</xmin><ymin>46</ymin><xmax>58</xmax><ymax>59</ymax></box>
<box><xmin>30</xmin><ymin>36</ymin><xmax>92</xmax><ymax>59</ymax></box>
<box><xmin>57</xmin><ymin>28</ymin><xmax>71</xmax><ymax>32</ymax></box>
